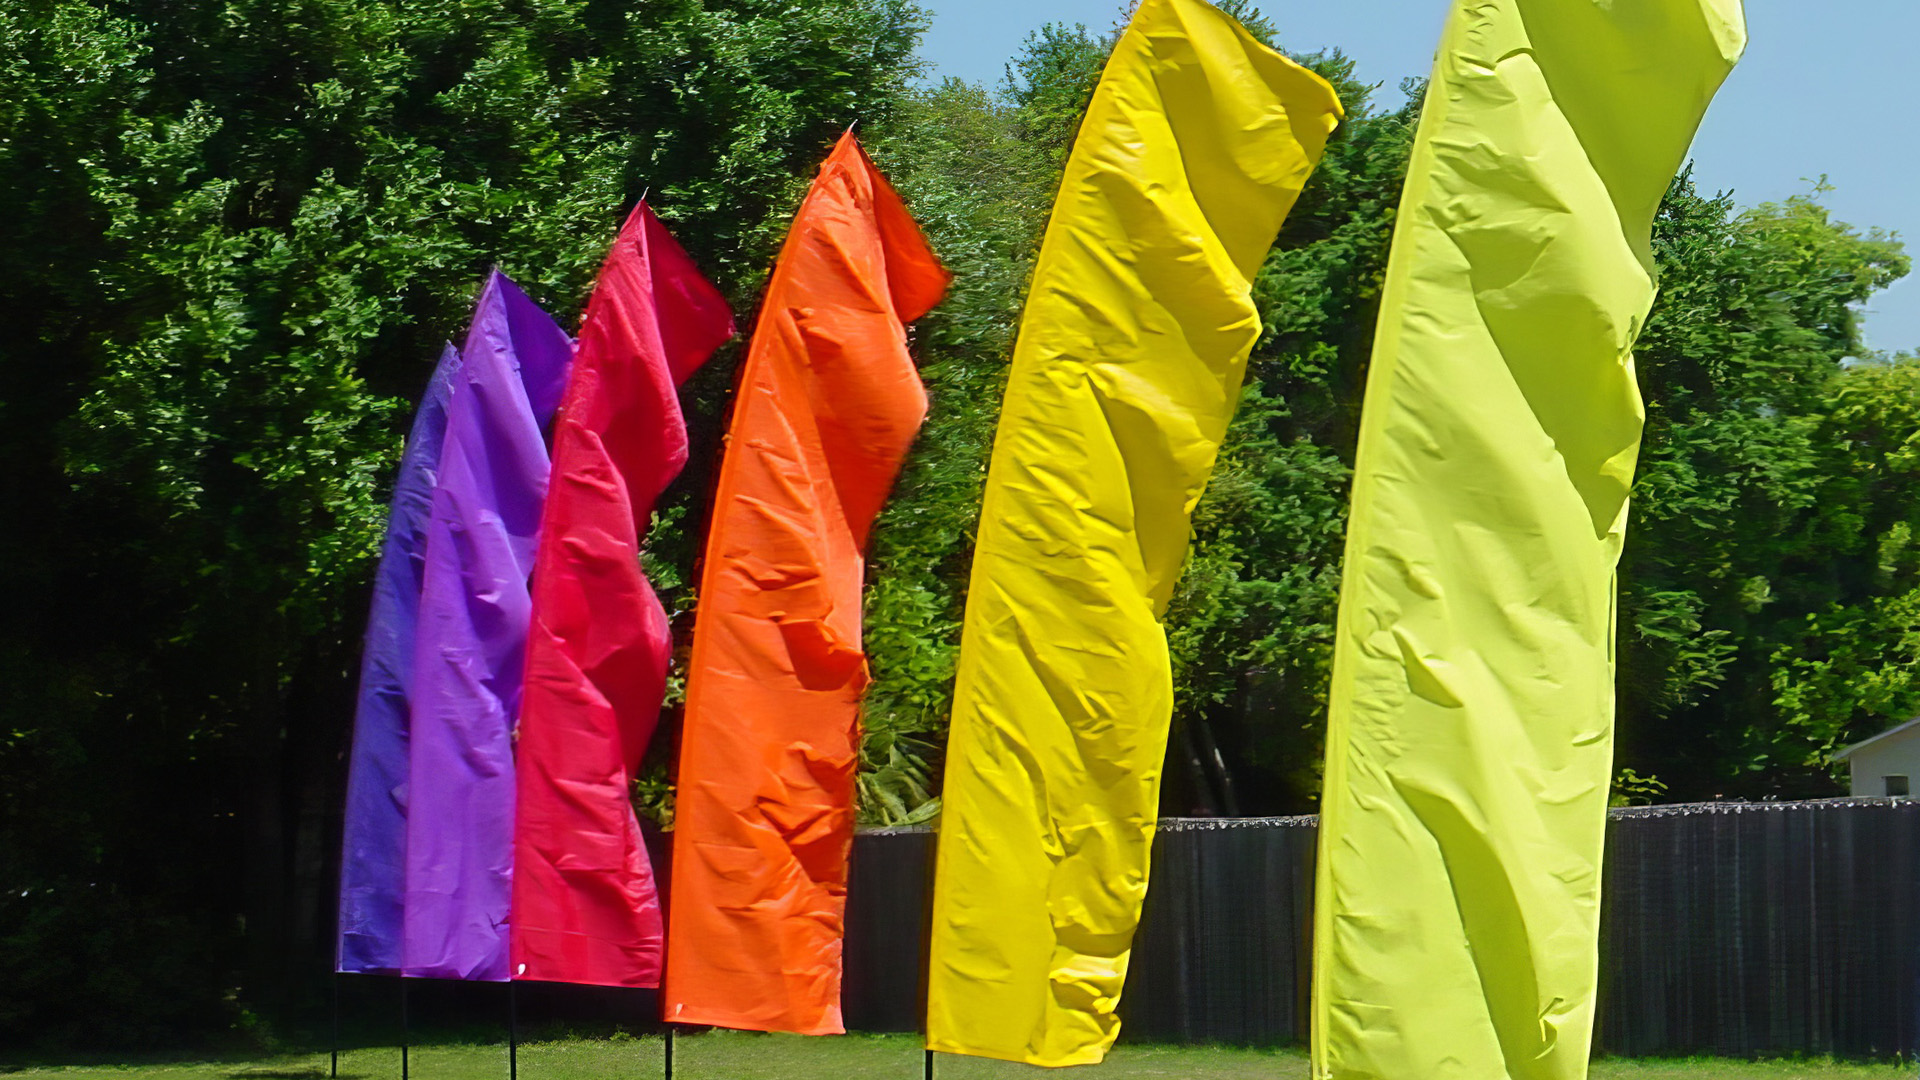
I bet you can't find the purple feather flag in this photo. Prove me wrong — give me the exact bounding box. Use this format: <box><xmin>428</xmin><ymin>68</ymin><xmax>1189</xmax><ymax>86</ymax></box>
<box><xmin>337</xmin><ymin>343</ymin><xmax>462</xmax><ymax>976</ymax></box>
<box><xmin>402</xmin><ymin>271</ymin><xmax>573</xmax><ymax>981</ymax></box>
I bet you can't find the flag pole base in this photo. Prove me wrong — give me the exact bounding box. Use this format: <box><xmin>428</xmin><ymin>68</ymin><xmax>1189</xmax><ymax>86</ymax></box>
<box><xmin>400</xmin><ymin>978</ymin><xmax>410</xmax><ymax>1080</ymax></box>
<box><xmin>330</xmin><ymin>973</ymin><xmax>340</xmax><ymax>1080</ymax></box>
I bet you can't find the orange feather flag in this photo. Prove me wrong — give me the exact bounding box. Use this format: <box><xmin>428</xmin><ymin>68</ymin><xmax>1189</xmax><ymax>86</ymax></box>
<box><xmin>662</xmin><ymin>132</ymin><xmax>948</xmax><ymax>1035</ymax></box>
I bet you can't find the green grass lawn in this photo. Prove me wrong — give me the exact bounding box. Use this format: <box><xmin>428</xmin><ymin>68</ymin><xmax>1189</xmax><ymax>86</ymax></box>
<box><xmin>4</xmin><ymin>1033</ymin><xmax>1912</xmax><ymax>1080</ymax></box>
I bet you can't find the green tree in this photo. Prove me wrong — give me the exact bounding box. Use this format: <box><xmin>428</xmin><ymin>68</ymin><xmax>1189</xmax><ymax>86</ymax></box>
<box><xmin>1163</xmin><ymin>68</ymin><xmax>1419</xmax><ymax>813</ymax></box>
<box><xmin>1762</xmin><ymin>356</ymin><xmax>1920</xmax><ymax>785</ymax></box>
<box><xmin>1616</xmin><ymin>182</ymin><xmax>1910</xmax><ymax>797</ymax></box>
<box><xmin>0</xmin><ymin>0</ymin><xmax>931</xmax><ymax>1046</ymax></box>
<box><xmin>856</xmin><ymin>79</ymin><xmax>1054</xmax><ymax>824</ymax></box>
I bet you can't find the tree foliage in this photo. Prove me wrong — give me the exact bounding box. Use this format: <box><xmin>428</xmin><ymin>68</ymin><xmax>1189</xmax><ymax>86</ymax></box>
<box><xmin>1619</xmin><ymin>184</ymin><xmax>1911</xmax><ymax>796</ymax></box>
<box><xmin>0</xmin><ymin>0</ymin><xmax>929</xmax><ymax>1047</ymax></box>
<box><xmin>855</xmin><ymin>80</ymin><xmax>1053</xmax><ymax>824</ymax></box>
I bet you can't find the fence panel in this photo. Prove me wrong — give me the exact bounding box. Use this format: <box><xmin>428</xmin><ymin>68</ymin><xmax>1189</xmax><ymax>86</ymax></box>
<box><xmin>1597</xmin><ymin>800</ymin><xmax>1920</xmax><ymax>1058</ymax></box>
<box><xmin>1118</xmin><ymin>818</ymin><xmax>1316</xmax><ymax>1043</ymax></box>
<box><xmin>840</xmin><ymin>799</ymin><xmax>1920</xmax><ymax>1057</ymax></box>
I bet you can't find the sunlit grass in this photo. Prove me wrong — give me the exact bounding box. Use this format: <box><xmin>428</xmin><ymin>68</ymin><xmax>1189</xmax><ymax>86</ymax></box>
<box><xmin>6</xmin><ymin>1033</ymin><xmax>1913</xmax><ymax>1080</ymax></box>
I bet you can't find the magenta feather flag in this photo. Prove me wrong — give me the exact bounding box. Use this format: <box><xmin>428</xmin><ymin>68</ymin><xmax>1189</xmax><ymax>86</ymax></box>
<box><xmin>511</xmin><ymin>204</ymin><xmax>733</xmax><ymax>988</ymax></box>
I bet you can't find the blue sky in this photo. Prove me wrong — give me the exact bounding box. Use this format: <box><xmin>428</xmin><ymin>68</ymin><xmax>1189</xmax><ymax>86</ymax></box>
<box><xmin>916</xmin><ymin>0</ymin><xmax>1919</xmax><ymax>354</ymax></box>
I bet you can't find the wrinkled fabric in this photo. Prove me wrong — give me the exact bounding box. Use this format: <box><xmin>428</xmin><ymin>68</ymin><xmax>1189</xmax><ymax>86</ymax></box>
<box><xmin>924</xmin><ymin>0</ymin><xmax>1341</xmax><ymax>1066</ymax></box>
<box><xmin>512</xmin><ymin>204</ymin><xmax>733</xmax><ymax>988</ymax></box>
<box><xmin>663</xmin><ymin>132</ymin><xmax>948</xmax><ymax>1035</ymax></box>
<box><xmin>403</xmin><ymin>271</ymin><xmax>572</xmax><ymax>981</ymax></box>
<box><xmin>337</xmin><ymin>343</ymin><xmax>462</xmax><ymax>976</ymax></box>
<box><xmin>1309</xmin><ymin>3</ymin><xmax>1744</xmax><ymax>1079</ymax></box>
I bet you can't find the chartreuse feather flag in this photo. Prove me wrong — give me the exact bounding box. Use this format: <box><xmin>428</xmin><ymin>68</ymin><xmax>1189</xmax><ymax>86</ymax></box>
<box><xmin>925</xmin><ymin>0</ymin><xmax>1341</xmax><ymax>1065</ymax></box>
<box><xmin>1310</xmin><ymin>2</ymin><xmax>1744</xmax><ymax>1079</ymax></box>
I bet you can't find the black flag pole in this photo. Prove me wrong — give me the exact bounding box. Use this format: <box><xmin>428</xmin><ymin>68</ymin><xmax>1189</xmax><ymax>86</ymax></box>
<box><xmin>330</xmin><ymin>973</ymin><xmax>340</xmax><ymax>1080</ymax></box>
<box><xmin>923</xmin><ymin>1048</ymin><xmax>933</xmax><ymax>1080</ymax></box>
<box><xmin>656</xmin><ymin>815</ymin><xmax>679</xmax><ymax>1080</ymax></box>
<box><xmin>330</xmin><ymin>972</ymin><xmax>341</xmax><ymax>1068</ymax></box>
<box><xmin>400</xmin><ymin>978</ymin><xmax>411</xmax><ymax>1080</ymax></box>
<box><xmin>508</xmin><ymin>980</ymin><xmax>519</xmax><ymax>1080</ymax></box>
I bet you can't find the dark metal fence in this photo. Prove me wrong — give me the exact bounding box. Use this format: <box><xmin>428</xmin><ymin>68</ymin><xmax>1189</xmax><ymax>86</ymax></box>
<box><xmin>1598</xmin><ymin>799</ymin><xmax>1920</xmax><ymax>1058</ymax></box>
<box><xmin>842</xmin><ymin>799</ymin><xmax>1920</xmax><ymax>1058</ymax></box>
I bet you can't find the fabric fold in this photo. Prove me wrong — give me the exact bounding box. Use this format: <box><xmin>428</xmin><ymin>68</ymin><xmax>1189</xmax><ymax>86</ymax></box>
<box><xmin>1309</xmin><ymin>2</ymin><xmax>1744</xmax><ymax>1077</ymax></box>
<box><xmin>923</xmin><ymin>0</ymin><xmax>1342</xmax><ymax>1065</ymax></box>
<box><xmin>337</xmin><ymin>343</ymin><xmax>461</xmax><ymax>976</ymax></box>
<box><xmin>663</xmin><ymin>132</ymin><xmax>948</xmax><ymax>1035</ymax></box>
<box><xmin>511</xmin><ymin>204</ymin><xmax>734</xmax><ymax>988</ymax></box>
<box><xmin>402</xmin><ymin>271</ymin><xmax>572</xmax><ymax>981</ymax></box>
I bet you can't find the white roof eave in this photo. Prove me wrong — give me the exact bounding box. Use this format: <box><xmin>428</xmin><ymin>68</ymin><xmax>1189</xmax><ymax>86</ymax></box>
<box><xmin>1833</xmin><ymin>715</ymin><xmax>1920</xmax><ymax>762</ymax></box>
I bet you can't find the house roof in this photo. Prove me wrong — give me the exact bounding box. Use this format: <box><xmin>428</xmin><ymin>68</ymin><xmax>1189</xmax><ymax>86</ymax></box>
<box><xmin>1833</xmin><ymin>715</ymin><xmax>1920</xmax><ymax>762</ymax></box>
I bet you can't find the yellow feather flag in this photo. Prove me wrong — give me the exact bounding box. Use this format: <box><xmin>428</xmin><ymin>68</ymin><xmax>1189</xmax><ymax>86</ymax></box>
<box><xmin>925</xmin><ymin>0</ymin><xmax>1341</xmax><ymax>1065</ymax></box>
<box><xmin>1311</xmin><ymin>2</ymin><xmax>1744</xmax><ymax>1079</ymax></box>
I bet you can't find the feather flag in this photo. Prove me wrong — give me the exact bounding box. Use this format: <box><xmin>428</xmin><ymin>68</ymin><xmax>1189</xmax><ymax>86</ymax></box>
<box><xmin>663</xmin><ymin>132</ymin><xmax>948</xmax><ymax>1035</ymax></box>
<box><xmin>923</xmin><ymin>0</ymin><xmax>1341</xmax><ymax>1065</ymax></box>
<box><xmin>337</xmin><ymin>343</ymin><xmax>461</xmax><ymax>976</ymax></box>
<box><xmin>1310</xmin><ymin>2</ymin><xmax>1744</xmax><ymax>1078</ymax></box>
<box><xmin>402</xmin><ymin>271</ymin><xmax>572</xmax><ymax>981</ymax></box>
<box><xmin>511</xmin><ymin>205</ymin><xmax>734</xmax><ymax>988</ymax></box>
